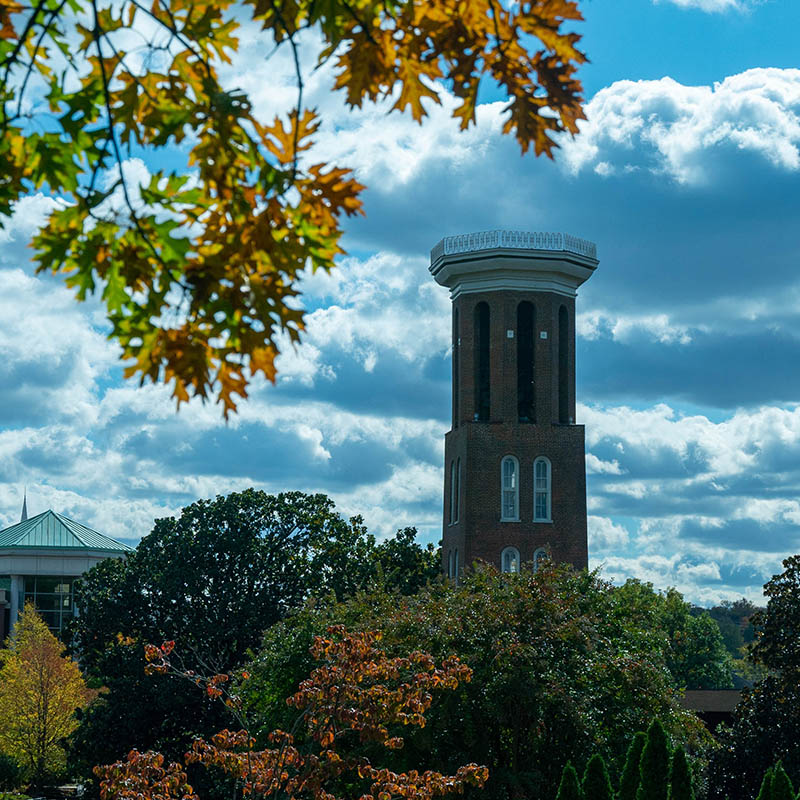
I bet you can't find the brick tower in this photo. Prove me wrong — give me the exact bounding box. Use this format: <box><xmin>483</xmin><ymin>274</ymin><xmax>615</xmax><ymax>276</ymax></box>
<box><xmin>429</xmin><ymin>230</ymin><xmax>598</xmax><ymax>576</ymax></box>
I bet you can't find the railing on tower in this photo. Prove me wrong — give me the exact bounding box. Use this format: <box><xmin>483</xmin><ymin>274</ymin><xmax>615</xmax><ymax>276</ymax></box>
<box><xmin>430</xmin><ymin>229</ymin><xmax>597</xmax><ymax>264</ymax></box>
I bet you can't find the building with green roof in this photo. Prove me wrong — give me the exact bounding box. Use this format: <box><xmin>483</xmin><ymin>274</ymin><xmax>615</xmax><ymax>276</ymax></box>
<box><xmin>0</xmin><ymin>504</ymin><xmax>132</xmax><ymax>640</ymax></box>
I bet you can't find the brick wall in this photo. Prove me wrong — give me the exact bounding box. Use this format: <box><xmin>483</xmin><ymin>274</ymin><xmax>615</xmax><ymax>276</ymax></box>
<box><xmin>440</xmin><ymin>289</ymin><xmax>587</xmax><ymax>574</ymax></box>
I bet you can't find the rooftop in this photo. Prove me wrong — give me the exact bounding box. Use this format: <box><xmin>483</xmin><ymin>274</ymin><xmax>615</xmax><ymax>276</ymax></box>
<box><xmin>0</xmin><ymin>509</ymin><xmax>133</xmax><ymax>553</ymax></box>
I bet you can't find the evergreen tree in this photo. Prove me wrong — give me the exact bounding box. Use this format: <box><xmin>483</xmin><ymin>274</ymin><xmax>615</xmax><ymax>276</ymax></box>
<box><xmin>619</xmin><ymin>732</ymin><xmax>647</xmax><ymax>800</ymax></box>
<box><xmin>637</xmin><ymin>719</ymin><xmax>671</xmax><ymax>800</ymax></box>
<box><xmin>557</xmin><ymin>761</ymin><xmax>585</xmax><ymax>800</ymax></box>
<box><xmin>771</xmin><ymin>763</ymin><xmax>794</xmax><ymax>800</ymax></box>
<box><xmin>755</xmin><ymin>767</ymin><xmax>773</xmax><ymax>800</ymax></box>
<box><xmin>582</xmin><ymin>754</ymin><xmax>613</xmax><ymax>800</ymax></box>
<box><xmin>668</xmin><ymin>747</ymin><xmax>694</xmax><ymax>800</ymax></box>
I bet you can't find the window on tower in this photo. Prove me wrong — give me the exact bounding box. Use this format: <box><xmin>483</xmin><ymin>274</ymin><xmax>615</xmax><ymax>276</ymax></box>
<box><xmin>534</xmin><ymin>457</ymin><xmax>552</xmax><ymax>521</ymax></box>
<box><xmin>558</xmin><ymin>304</ymin><xmax>569</xmax><ymax>424</ymax></box>
<box><xmin>517</xmin><ymin>301</ymin><xmax>535</xmax><ymax>422</ymax></box>
<box><xmin>449</xmin><ymin>461</ymin><xmax>456</xmax><ymax>524</ymax></box>
<box><xmin>501</xmin><ymin>456</ymin><xmax>519</xmax><ymax>521</ymax></box>
<box><xmin>453</xmin><ymin>308</ymin><xmax>460</xmax><ymax>428</ymax></box>
<box><xmin>501</xmin><ymin>546</ymin><xmax>520</xmax><ymax>573</ymax></box>
<box><xmin>455</xmin><ymin>457</ymin><xmax>461</xmax><ymax>522</ymax></box>
<box><xmin>474</xmin><ymin>302</ymin><xmax>490</xmax><ymax>421</ymax></box>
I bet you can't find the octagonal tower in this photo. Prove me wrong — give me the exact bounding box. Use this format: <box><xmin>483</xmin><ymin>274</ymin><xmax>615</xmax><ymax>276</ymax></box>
<box><xmin>429</xmin><ymin>230</ymin><xmax>598</xmax><ymax>576</ymax></box>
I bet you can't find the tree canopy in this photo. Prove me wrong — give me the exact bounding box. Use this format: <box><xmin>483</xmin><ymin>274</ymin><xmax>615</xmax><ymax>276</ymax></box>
<box><xmin>68</xmin><ymin>488</ymin><xmax>439</xmax><ymax>786</ymax></box>
<box><xmin>1</xmin><ymin>0</ymin><xmax>588</xmax><ymax>414</ymax></box>
<box><xmin>96</xmin><ymin>627</ymin><xmax>488</xmax><ymax>800</ymax></box>
<box><xmin>241</xmin><ymin>565</ymin><xmax>708</xmax><ymax>800</ymax></box>
<box><xmin>709</xmin><ymin>555</ymin><xmax>800</xmax><ymax>800</ymax></box>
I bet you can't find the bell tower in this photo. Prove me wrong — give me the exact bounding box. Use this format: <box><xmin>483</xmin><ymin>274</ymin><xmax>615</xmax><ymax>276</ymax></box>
<box><xmin>430</xmin><ymin>230</ymin><xmax>598</xmax><ymax>576</ymax></box>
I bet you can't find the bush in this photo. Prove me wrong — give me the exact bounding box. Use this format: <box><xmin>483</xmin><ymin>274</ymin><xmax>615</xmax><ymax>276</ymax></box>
<box><xmin>0</xmin><ymin>755</ymin><xmax>20</xmax><ymax>792</ymax></box>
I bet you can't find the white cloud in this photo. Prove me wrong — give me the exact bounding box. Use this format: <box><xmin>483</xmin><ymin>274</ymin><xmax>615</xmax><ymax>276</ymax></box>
<box><xmin>655</xmin><ymin>0</ymin><xmax>742</xmax><ymax>11</ymax></box>
<box><xmin>589</xmin><ymin>516</ymin><xmax>630</xmax><ymax>549</ymax></box>
<box><xmin>586</xmin><ymin>454</ymin><xmax>625</xmax><ymax>475</ymax></box>
<box><xmin>563</xmin><ymin>68</ymin><xmax>800</xmax><ymax>184</ymax></box>
<box><xmin>577</xmin><ymin>310</ymin><xmax>693</xmax><ymax>344</ymax></box>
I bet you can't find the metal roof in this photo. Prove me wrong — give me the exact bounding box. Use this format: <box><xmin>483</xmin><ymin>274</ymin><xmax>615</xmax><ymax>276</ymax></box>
<box><xmin>0</xmin><ymin>510</ymin><xmax>133</xmax><ymax>552</ymax></box>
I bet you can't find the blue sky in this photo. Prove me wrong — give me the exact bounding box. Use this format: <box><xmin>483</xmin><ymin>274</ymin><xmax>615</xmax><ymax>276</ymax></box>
<box><xmin>2</xmin><ymin>0</ymin><xmax>800</xmax><ymax>604</ymax></box>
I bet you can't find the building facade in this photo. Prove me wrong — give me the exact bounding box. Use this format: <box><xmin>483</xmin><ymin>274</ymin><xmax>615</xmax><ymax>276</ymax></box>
<box><xmin>0</xmin><ymin>508</ymin><xmax>132</xmax><ymax>641</ymax></box>
<box><xmin>429</xmin><ymin>230</ymin><xmax>598</xmax><ymax>576</ymax></box>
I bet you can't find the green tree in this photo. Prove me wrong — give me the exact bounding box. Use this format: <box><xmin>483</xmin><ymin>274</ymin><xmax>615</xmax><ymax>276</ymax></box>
<box><xmin>68</xmin><ymin>489</ymin><xmax>434</xmax><ymax>788</ymax></box>
<box><xmin>771</xmin><ymin>763</ymin><xmax>795</xmax><ymax>800</ymax></box>
<box><xmin>242</xmin><ymin>566</ymin><xmax>706</xmax><ymax>800</ymax></box>
<box><xmin>615</xmin><ymin>582</ymin><xmax>732</xmax><ymax>690</ymax></box>
<box><xmin>372</xmin><ymin>526</ymin><xmax>440</xmax><ymax>595</ymax></box>
<box><xmin>637</xmin><ymin>719</ymin><xmax>670</xmax><ymax>800</ymax></box>
<box><xmin>0</xmin><ymin>753</ymin><xmax>21</xmax><ymax>791</ymax></box>
<box><xmin>756</xmin><ymin>767</ymin><xmax>774</xmax><ymax>800</ymax></box>
<box><xmin>668</xmin><ymin>747</ymin><xmax>694</xmax><ymax>800</ymax></box>
<box><xmin>557</xmin><ymin>763</ymin><xmax>584</xmax><ymax>800</ymax></box>
<box><xmin>618</xmin><ymin>732</ymin><xmax>647</xmax><ymax>800</ymax></box>
<box><xmin>709</xmin><ymin>556</ymin><xmax>800</xmax><ymax>800</ymax></box>
<box><xmin>1</xmin><ymin>0</ymin><xmax>588</xmax><ymax>413</ymax></box>
<box><xmin>582</xmin><ymin>754</ymin><xmax>613</xmax><ymax>800</ymax></box>
<box><xmin>0</xmin><ymin>605</ymin><xmax>95</xmax><ymax>787</ymax></box>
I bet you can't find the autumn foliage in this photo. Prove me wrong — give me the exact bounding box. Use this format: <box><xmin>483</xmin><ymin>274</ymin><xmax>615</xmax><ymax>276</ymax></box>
<box><xmin>1</xmin><ymin>0</ymin><xmax>587</xmax><ymax>414</ymax></box>
<box><xmin>96</xmin><ymin>627</ymin><xmax>488</xmax><ymax>800</ymax></box>
<box><xmin>0</xmin><ymin>604</ymin><xmax>96</xmax><ymax>785</ymax></box>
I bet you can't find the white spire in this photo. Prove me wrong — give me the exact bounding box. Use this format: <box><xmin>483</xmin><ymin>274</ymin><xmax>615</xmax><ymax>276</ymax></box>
<box><xmin>20</xmin><ymin>489</ymin><xmax>27</xmax><ymax>522</ymax></box>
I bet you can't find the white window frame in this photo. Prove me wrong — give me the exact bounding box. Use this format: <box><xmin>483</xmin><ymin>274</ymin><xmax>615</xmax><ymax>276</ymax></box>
<box><xmin>533</xmin><ymin>547</ymin><xmax>549</xmax><ymax>572</ymax></box>
<box><xmin>533</xmin><ymin>456</ymin><xmax>552</xmax><ymax>522</ymax></box>
<box><xmin>501</xmin><ymin>546</ymin><xmax>521</xmax><ymax>574</ymax></box>
<box><xmin>500</xmin><ymin>456</ymin><xmax>520</xmax><ymax>521</ymax></box>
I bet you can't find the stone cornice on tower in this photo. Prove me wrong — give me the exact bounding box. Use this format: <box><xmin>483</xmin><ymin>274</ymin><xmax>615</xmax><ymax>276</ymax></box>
<box><xmin>429</xmin><ymin>229</ymin><xmax>599</xmax><ymax>299</ymax></box>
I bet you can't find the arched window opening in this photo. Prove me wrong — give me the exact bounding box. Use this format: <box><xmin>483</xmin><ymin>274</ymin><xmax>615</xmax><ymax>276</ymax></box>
<box><xmin>501</xmin><ymin>456</ymin><xmax>519</xmax><ymax>521</ymax></box>
<box><xmin>454</xmin><ymin>458</ymin><xmax>461</xmax><ymax>523</ymax></box>
<box><xmin>449</xmin><ymin>461</ymin><xmax>456</xmax><ymax>524</ymax></box>
<box><xmin>453</xmin><ymin>308</ymin><xmax>460</xmax><ymax>428</ymax></box>
<box><xmin>534</xmin><ymin>457</ymin><xmax>552</xmax><ymax>521</ymax></box>
<box><xmin>474</xmin><ymin>302</ymin><xmax>490</xmax><ymax>421</ymax></box>
<box><xmin>517</xmin><ymin>301</ymin><xmax>535</xmax><ymax>422</ymax></box>
<box><xmin>533</xmin><ymin>548</ymin><xmax>549</xmax><ymax>572</ymax></box>
<box><xmin>448</xmin><ymin>549</ymin><xmax>454</xmax><ymax>578</ymax></box>
<box><xmin>558</xmin><ymin>304</ymin><xmax>569</xmax><ymax>424</ymax></box>
<box><xmin>454</xmin><ymin>548</ymin><xmax>459</xmax><ymax>582</ymax></box>
<box><xmin>501</xmin><ymin>547</ymin><xmax>521</xmax><ymax>574</ymax></box>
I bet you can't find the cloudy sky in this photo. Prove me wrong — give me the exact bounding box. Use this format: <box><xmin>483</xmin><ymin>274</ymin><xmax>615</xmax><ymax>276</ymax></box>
<box><xmin>3</xmin><ymin>0</ymin><xmax>800</xmax><ymax>604</ymax></box>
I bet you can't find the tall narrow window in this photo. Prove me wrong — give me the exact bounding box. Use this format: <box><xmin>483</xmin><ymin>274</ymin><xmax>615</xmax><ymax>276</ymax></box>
<box><xmin>453</xmin><ymin>308</ymin><xmax>460</xmax><ymax>428</ymax></box>
<box><xmin>448</xmin><ymin>550</ymin><xmax>454</xmax><ymax>578</ymax></box>
<box><xmin>501</xmin><ymin>456</ymin><xmax>519</xmax><ymax>521</ymax></box>
<box><xmin>517</xmin><ymin>302</ymin><xmax>535</xmax><ymax>422</ymax></box>
<box><xmin>474</xmin><ymin>302</ymin><xmax>490</xmax><ymax>421</ymax></box>
<box><xmin>454</xmin><ymin>548</ymin><xmax>459</xmax><ymax>581</ymax></box>
<box><xmin>534</xmin><ymin>457</ymin><xmax>552</xmax><ymax>522</ymax></box>
<box><xmin>501</xmin><ymin>547</ymin><xmax>521</xmax><ymax>574</ymax></box>
<box><xmin>558</xmin><ymin>304</ymin><xmax>569</xmax><ymax>424</ymax></box>
<box><xmin>454</xmin><ymin>458</ymin><xmax>461</xmax><ymax>523</ymax></box>
<box><xmin>449</xmin><ymin>461</ymin><xmax>456</xmax><ymax>524</ymax></box>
